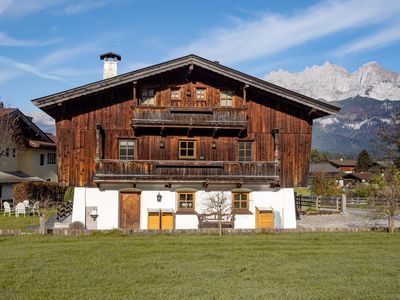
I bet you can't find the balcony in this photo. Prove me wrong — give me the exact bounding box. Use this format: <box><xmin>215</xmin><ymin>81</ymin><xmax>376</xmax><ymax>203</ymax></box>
<box><xmin>131</xmin><ymin>106</ymin><xmax>247</xmax><ymax>130</ymax></box>
<box><xmin>94</xmin><ymin>160</ymin><xmax>279</xmax><ymax>184</ymax></box>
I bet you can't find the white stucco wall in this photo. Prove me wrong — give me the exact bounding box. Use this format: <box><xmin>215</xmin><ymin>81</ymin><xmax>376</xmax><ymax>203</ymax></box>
<box><xmin>71</xmin><ymin>186</ymin><xmax>296</xmax><ymax>230</ymax></box>
<box><xmin>72</xmin><ymin>187</ymin><xmax>119</xmax><ymax>230</ymax></box>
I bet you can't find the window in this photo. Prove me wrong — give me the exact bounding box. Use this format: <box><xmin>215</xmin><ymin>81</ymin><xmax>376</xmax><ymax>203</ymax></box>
<box><xmin>220</xmin><ymin>90</ymin><xmax>234</xmax><ymax>107</ymax></box>
<box><xmin>47</xmin><ymin>153</ymin><xmax>56</xmax><ymax>164</ymax></box>
<box><xmin>119</xmin><ymin>140</ymin><xmax>135</xmax><ymax>160</ymax></box>
<box><xmin>195</xmin><ymin>88</ymin><xmax>206</xmax><ymax>100</ymax></box>
<box><xmin>238</xmin><ymin>141</ymin><xmax>252</xmax><ymax>161</ymax></box>
<box><xmin>178</xmin><ymin>192</ymin><xmax>195</xmax><ymax>209</ymax></box>
<box><xmin>12</xmin><ymin>148</ymin><xmax>16</xmax><ymax>158</ymax></box>
<box><xmin>170</xmin><ymin>87</ymin><xmax>181</xmax><ymax>100</ymax></box>
<box><xmin>232</xmin><ymin>192</ymin><xmax>249</xmax><ymax>209</ymax></box>
<box><xmin>5</xmin><ymin>148</ymin><xmax>9</xmax><ymax>157</ymax></box>
<box><xmin>40</xmin><ymin>154</ymin><xmax>45</xmax><ymax>166</ymax></box>
<box><xmin>142</xmin><ymin>88</ymin><xmax>155</xmax><ymax>105</ymax></box>
<box><xmin>179</xmin><ymin>140</ymin><xmax>196</xmax><ymax>159</ymax></box>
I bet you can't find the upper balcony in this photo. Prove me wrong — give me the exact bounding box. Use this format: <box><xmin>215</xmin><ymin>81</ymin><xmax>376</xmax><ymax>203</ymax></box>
<box><xmin>131</xmin><ymin>106</ymin><xmax>247</xmax><ymax>131</ymax></box>
<box><xmin>94</xmin><ymin>159</ymin><xmax>279</xmax><ymax>185</ymax></box>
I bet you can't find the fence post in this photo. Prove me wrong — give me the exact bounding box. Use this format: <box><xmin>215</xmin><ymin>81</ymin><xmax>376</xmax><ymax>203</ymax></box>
<box><xmin>341</xmin><ymin>194</ymin><xmax>347</xmax><ymax>214</ymax></box>
<box><xmin>315</xmin><ymin>196</ymin><xmax>319</xmax><ymax>209</ymax></box>
<box><xmin>336</xmin><ymin>197</ymin><xmax>339</xmax><ymax>211</ymax></box>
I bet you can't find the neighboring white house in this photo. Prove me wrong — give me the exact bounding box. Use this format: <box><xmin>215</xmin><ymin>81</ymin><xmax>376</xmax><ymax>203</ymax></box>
<box><xmin>0</xmin><ymin>103</ymin><xmax>57</xmax><ymax>205</ymax></box>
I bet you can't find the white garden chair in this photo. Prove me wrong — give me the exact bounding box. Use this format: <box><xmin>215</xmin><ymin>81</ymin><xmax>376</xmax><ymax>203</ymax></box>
<box><xmin>3</xmin><ymin>202</ymin><xmax>13</xmax><ymax>216</ymax></box>
<box><xmin>23</xmin><ymin>200</ymin><xmax>30</xmax><ymax>208</ymax></box>
<box><xmin>15</xmin><ymin>202</ymin><xmax>26</xmax><ymax>218</ymax></box>
<box><xmin>32</xmin><ymin>201</ymin><xmax>40</xmax><ymax>216</ymax></box>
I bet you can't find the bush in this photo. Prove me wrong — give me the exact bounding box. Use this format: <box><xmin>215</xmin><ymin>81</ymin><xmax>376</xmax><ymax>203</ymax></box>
<box><xmin>64</xmin><ymin>187</ymin><xmax>74</xmax><ymax>202</ymax></box>
<box><xmin>13</xmin><ymin>182</ymin><xmax>66</xmax><ymax>203</ymax></box>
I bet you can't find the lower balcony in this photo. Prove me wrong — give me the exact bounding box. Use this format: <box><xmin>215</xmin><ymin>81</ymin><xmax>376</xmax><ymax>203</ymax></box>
<box><xmin>94</xmin><ymin>160</ymin><xmax>280</xmax><ymax>184</ymax></box>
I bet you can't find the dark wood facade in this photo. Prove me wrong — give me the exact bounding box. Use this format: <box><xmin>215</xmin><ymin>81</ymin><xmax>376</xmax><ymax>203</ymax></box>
<box><xmin>33</xmin><ymin>56</ymin><xmax>338</xmax><ymax>188</ymax></box>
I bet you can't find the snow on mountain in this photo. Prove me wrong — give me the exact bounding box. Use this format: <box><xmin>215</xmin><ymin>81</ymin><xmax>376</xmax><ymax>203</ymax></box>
<box><xmin>265</xmin><ymin>62</ymin><xmax>400</xmax><ymax>101</ymax></box>
<box><xmin>25</xmin><ymin>111</ymin><xmax>55</xmax><ymax>134</ymax></box>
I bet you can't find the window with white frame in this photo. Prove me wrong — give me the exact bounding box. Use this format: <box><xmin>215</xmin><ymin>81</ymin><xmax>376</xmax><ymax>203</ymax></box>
<box><xmin>142</xmin><ymin>88</ymin><xmax>155</xmax><ymax>105</ymax></box>
<box><xmin>220</xmin><ymin>90</ymin><xmax>234</xmax><ymax>107</ymax></box>
<box><xmin>119</xmin><ymin>140</ymin><xmax>135</xmax><ymax>160</ymax></box>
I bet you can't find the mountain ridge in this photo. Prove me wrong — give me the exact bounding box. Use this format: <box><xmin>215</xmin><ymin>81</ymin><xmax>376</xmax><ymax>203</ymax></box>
<box><xmin>266</xmin><ymin>61</ymin><xmax>400</xmax><ymax>101</ymax></box>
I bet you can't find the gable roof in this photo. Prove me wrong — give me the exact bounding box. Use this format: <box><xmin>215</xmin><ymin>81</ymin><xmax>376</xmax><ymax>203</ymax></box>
<box><xmin>309</xmin><ymin>161</ymin><xmax>341</xmax><ymax>174</ymax></box>
<box><xmin>0</xmin><ymin>108</ymin><xmax>53</xmax><ymax>143</ymax></box>
<box><xmin>31</xmin><ymin>54</ymin><xmax>340</xmax><ymax>117</ymax></box>
<box><xmin>329</xmin><ymin>160</ymin><xmax>357</xmax><ymax>167</ymax></box>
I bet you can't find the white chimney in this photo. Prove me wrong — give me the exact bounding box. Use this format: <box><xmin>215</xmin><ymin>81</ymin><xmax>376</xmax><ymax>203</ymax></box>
<box><xmin>100</xmin><ymin>52</ymin><xmax>121</xmax><ymax>79</ymax></box>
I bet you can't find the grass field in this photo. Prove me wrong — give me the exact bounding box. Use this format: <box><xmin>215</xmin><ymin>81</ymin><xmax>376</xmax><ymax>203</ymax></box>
<box><xmin>0</xmin><ymin>209</ymin><xmax>56</xmax><ymax>231</ymax></box>
<box><xmin>1</xmin><ymin>233</ymin><xmax>399</xmax><ymax>299</ymax></box>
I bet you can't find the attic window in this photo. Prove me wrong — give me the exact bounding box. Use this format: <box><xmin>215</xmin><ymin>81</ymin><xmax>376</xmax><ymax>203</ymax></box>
<box><xmin>142</xmin><ymin>88</ymin><xmax>155</xmax><ymax>105</ymax></box>
<box><xmin>195</xmin><ymin>88</ymin><xmax>206</xmax><ymax>101</ymax></box>
<box><xmin>220</xmin><ymin>90</ymin><xmax>233</xmax><ymax>107</ymax></box>
<box><xmin>170</xmin><ymin>87</ymin><xmax>181</xmax><ymax>100</ymax></box>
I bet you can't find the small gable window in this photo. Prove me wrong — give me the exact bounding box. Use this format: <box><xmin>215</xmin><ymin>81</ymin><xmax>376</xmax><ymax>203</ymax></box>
<box><xmin>220</xmin><ymin>90</ymin><xmax>234</xmax><ymax>107</ymax></box>
<box><xmin>195</xmin><ymin>88</ymin><xmax>206</xmax><ymax>100</ymax></box>
<box><xmin>170</xmin><ymin>87</ymin><xmax>181</xmax><ymax>101</ymax></box>
<box><xmin>142</xmin><ymin>88</ymin><xmax>155</xmax><ymax>105</ymax></box>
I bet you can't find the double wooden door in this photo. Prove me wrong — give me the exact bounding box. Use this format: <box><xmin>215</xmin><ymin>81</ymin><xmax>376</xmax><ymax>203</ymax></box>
<box><xmin>120</xmin><ymin>192</ymin><xmax>141</xmax><ymax>229</ymax></box>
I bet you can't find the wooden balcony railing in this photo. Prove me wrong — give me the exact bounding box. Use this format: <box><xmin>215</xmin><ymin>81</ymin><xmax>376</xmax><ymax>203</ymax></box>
<box><xmin>131</xmin><ymin>107</ymin><xmax>247</xmax><ymax>130</ymax></box>
<box><xmin>94</xmin><ymin>160</ymin><xmax>279</xmax><ymax>184</ymax></box>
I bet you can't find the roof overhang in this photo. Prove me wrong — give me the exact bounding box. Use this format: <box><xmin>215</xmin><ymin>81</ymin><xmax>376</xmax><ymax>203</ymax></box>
<box><xmin>32</xmin><ymin>54</ymin><xmax>340</xmax><ymax>117</ymax></box>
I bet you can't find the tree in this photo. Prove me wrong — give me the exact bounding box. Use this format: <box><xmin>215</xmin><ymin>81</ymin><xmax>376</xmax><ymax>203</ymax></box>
<box><xmin>310</xmin><ymin>172</ymin><xmax>341</xmax><ymax>208</ymax></box>
<box><xmin>0</xmin><ymin>109</ymin><xmax>22</xmax><ymax>167</ymax></box>
<box><xmin>202</xmin><ymin>191</ymin><xmax>231</xmax><ymax>236</ymax></box>
<box><xmin>311</xmin><ymin>149</ymin><xmax>329</xmax><ymax>162</ymax></box>
<box><xmin>380</xmin><ymin>111</ymin><xmax>400</xmax><ymax>167</ymax></box>
<box><xmin>368</xmin><ymin>167</ymin><xmax>400</xmax><ymax>233</ymax></box>
<box><xmin>356</xmin><ymin>149</ymin><xmax>374</xmax><ymax>172</ymax></box>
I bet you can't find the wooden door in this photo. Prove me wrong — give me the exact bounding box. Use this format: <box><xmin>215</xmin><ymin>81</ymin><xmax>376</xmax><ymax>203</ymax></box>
<box><xmin>120</xmin><ymin>192</ymin><xmax>141</xmax><ymax>229</ymax></box>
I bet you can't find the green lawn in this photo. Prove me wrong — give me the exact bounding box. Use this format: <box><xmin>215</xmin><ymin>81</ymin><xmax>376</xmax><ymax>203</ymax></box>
<box><xmin>1</xmin><ymin>233</ymin><xmax>400</xmax><ymax>299</ymax></box>
<box><xmin>0</xmin><ymin>214</ymin><xmax>40</xmax><ymax>230</ymax></box>
<box><xmin>0</xmin><ymin>208</ymin><xmax>57</xmax><ymax>231</ymax></box>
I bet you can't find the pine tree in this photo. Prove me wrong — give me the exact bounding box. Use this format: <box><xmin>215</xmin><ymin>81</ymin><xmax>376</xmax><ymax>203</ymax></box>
<box><xmin>356</xmin><ymin>149</ymin><xmax>373</xmax><ymax>172</ymax></box>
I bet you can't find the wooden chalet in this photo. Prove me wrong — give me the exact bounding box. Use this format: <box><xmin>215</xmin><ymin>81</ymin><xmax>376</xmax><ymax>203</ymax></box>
<box><xmin>32</xmin><ymin>54</ymin><xmax>339</xmax><ymax>230</ymax></box>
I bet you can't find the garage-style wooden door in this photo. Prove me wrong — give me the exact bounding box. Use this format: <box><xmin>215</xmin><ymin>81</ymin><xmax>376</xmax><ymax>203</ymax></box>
<box><xmin>120</xmin><ymin>192</ymin><xmax>141</xmax><ymax>229</ymax></box>
<box><xmin>255</xmin><ymin>208</ymin><xmax>274</xmax><ymax>229</ymax></box>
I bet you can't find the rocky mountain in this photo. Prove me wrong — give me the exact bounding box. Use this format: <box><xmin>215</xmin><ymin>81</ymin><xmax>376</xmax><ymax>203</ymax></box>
<box><xmin>312</xmin><ymin>97</ymin><xmax>399</xmax><ymax>157</ymax></box>
<box><xmin>25</xmin><ymin>111</ymin><xmax>55</xmax><ymax>134</ymax></box>
<box><xmin>266</xmin><ymin>62</ymin><xmax>400</xmax><ymax>101</ymax></box>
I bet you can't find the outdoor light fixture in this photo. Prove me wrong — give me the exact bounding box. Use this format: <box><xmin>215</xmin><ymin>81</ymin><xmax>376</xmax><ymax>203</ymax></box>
<box><xmin>89</xmin><ymin>207</ymin><xmax>98</xmax><ymax>221</ymax></box>
<box><xmin>157</xmin><ymin>193</ymin><xmax>162</xmax><ymax>202</ymax></box>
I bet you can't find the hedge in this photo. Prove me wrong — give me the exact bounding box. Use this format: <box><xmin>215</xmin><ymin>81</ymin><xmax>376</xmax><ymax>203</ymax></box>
<box><xmin>13</xmin><ymin>182</ymin><xmax>66</xmax><ymax>203</ymax></box>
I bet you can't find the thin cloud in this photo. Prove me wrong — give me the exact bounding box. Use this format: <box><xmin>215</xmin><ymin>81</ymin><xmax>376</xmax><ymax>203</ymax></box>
<box><xmin>39</xmin><ymin>42</ymin><xmax>100</xmax><ymax>67</ymax></box>
<box><xmin>0</xmin><ymin>55</ymin><xmax>63</xmax><ymax>82</ymax></box>
<box><xmin>64</xmin><ymin>1</ymin><xmax>109</xmax><ymax>15</ymax></box>
<box><xmin>333</xmin><ymin>23</ymin><xmax>400</xmax><ymax>56</ymax></box>
<box><xmin>0</xmin><ymin>0</ymin><xmax>64</xmax><ymax>16</ymax></box>
<box><xmin>171</xmin><ymin>0</ymin><xmax>400</xmax><ymax>64</ymax></box>
<box><xmin>0</xmin><ymin>31</ymin><xmax>61</xmax><ymax>47</ymax></box>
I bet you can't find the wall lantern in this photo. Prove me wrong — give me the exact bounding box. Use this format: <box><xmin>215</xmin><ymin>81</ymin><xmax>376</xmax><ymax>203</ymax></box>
<box><xmin>186</xmin><ymin>89</ymin><xmax>191</xmax><ymax>97</ymax></box>
<box><xmin>212</xmin><ymin>142</ymin><xmax>216</xmax><ymax>149</ymax></box>
<box><xmin>157</xmin><ymin>193</ymin><xmax>162</xmax><ymax>202</ymax></box>
<box><xmin>89</xmin><ymin>207</ymin><xmax>98</xmax><ymax>221</ymax></box>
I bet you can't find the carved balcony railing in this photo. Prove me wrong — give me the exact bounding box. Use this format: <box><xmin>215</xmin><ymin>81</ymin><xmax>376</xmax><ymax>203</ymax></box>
<box><xmin>131</xmin><ymin>107</ymin><xmax>247</xmax><ymax>130</ymax></box>
<box><xmin>94</xmin><ymin>160</ymin><xmax>279</xmax><ymax>184</ymax></box>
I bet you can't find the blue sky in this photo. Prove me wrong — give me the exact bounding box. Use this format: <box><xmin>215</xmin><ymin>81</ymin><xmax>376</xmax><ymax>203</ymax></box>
<box><xmin>1</xmin><ymin>0</ymin><xmax>400</xmax><ymax>112</ymax></box>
